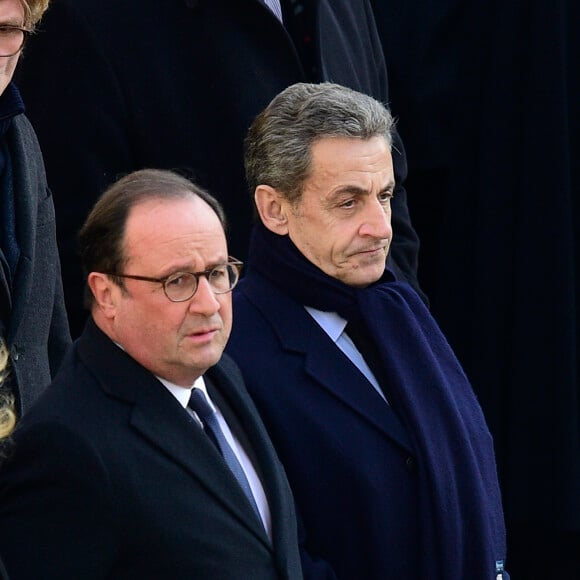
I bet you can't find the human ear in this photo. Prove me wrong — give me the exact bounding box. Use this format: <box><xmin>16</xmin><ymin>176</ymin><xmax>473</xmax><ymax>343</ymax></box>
<box><xmin>254</xmin><ymin>185</ymin><xmax>289</xmax><ymax>235</ymax></box>
<box><xmin>87</xmin><ymin>272</ymin><xmax>117</xmax><ymax>319</ymax></box>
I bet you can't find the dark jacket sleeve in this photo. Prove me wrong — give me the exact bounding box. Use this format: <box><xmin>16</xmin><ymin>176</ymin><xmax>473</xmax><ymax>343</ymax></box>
<box><xmin>9</xmin><ymin>116</ymin><xmax>71</xmax><ymax>413</ymax></box>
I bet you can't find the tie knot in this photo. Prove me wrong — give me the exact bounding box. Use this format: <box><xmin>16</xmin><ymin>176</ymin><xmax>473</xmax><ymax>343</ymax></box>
<box><xmin>188</xmin><ymin>388</ymin><xmax>214</xmax><ymax>422</ymax></box>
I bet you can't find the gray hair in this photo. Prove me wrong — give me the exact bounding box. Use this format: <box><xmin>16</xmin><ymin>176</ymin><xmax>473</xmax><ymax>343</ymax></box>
<box><xmin>244</xmin><ymin>82</ymin><xmax>395</xmax><ymax>203</ymax></box>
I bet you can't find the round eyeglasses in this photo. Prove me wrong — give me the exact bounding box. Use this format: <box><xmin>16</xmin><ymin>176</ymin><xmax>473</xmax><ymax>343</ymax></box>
<box><xmin>0</xmin><ymin>25</ymin><xmax>30</xmax><ymax>58</ymax></box>
<box><xmin>104</xmin><ymin>258</ymin><xmax>243</xmax><ymax>302</ymax></box>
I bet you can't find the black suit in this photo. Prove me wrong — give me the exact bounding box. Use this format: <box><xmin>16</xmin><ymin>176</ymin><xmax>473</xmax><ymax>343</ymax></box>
<box><xmin>0</xmin><ymin>320</ymin><xmax>303</xmax><ymax>579</ymax></box>
<box><xmin>16</xmin><ymin>0</ymin><xmax>420</xmax><ymax>337</ymax></box>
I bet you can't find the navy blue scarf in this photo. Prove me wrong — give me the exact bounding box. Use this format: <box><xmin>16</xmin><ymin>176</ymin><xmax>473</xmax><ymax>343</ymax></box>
<box><xmin>247</xmin><ymin>223</ymin><xmax>507</xmax><ymax>579</ymax></box>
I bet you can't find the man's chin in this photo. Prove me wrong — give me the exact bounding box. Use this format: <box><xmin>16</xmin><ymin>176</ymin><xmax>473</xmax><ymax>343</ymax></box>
<box><xmin>342</xmin><ymin>266</ymin><xmax>385</xmax><ymax>288</ymax></box>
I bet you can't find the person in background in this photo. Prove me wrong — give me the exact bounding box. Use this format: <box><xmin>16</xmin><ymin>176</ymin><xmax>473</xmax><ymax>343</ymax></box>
<box><xmin>15</xmin><ymin>0</ymin><xmax>422</xmax><ymax>337</ymax></box>
<box><xmin>226</xmin><ymin>82</ymin><xmax>509</xmax><ymax>580</ymax></box>
<box><xmin>0</xmin><ymin>0</ymin><xmax>70</xmax><ymax>420</ymax></box>
<box><xmin>0</xmin><ymin>169</ymin><xmax>316</xmax><ymax>579</ymax></box>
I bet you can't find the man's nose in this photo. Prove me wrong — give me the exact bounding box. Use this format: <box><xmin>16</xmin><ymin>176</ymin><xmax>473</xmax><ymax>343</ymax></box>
<box><xmin>359</xmin><ymin>199</ymin><xmax>392</xmax><ymax>239</ymax></box>
<box><xmin>188</xmin><ymin>276</ymin><xmax>221</xmax><ymax>314</ymax></box>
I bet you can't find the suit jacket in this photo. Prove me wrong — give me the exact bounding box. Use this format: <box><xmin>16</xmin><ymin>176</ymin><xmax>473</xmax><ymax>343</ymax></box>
<box><xmin>16</xmin><ymin>0</ymin><xmax>421</xmax><ymax>337</ymax></box>
<box><xmin>0</xmin><ymin>114</ymin><xmax>70</xmax><ymax>414</ymax></box>
<box><xmin>226</xmin><ymin>273</ymin><xmax>422</xmax><ymax>579</ymax></box>
<box><xmin>0</xmin><ymin>319</ymin><xmax>303</xmax><ymax>579</ymax></box>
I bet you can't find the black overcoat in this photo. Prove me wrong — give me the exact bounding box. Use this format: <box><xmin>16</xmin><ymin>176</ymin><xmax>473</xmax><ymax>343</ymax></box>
<box><xmin>0</xmin><ymin>320</ymin><xmax>304</xmax><ymax>579</ymax></box>
<box><xmin>1</xmin><ymin>113</ymin><xmax>70</xmax><ymax>414</ymax></box>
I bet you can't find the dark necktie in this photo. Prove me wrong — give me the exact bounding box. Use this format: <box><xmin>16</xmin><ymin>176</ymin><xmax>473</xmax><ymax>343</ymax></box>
<box><xmin>188</xmin><ymin>388</ymin><xmax>262</xmax><ymax>522</ymax></box>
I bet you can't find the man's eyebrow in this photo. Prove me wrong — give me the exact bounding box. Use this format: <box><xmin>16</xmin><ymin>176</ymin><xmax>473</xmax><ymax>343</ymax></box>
<box><xmin>329</xmin><ymin>181</ymin><xmax>395</xmax><ymax>199</ymax></box>
<box><xmin>329</xmin><ymin>185</ymin><xmax>371</xmax><ymax>199</ymax></box>
<box><xmin>159</xmin><ymin>259</ymin><xmax>229</xmax><ymax>277</ymax></box>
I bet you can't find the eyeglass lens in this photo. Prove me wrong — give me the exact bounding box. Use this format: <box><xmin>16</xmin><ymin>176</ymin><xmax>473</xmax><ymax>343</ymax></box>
<box><xmin>164</xmin><ymin>264</ymin><xmax>239</xmax><ymax>301</ymax></box>
<box><xmin>0</xmin><ymin>27</ymin><xmax>26</xmax><ymax>57</ymax></box>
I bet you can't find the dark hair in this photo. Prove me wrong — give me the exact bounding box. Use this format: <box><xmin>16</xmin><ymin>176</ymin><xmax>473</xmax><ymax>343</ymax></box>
<box><xmin>244</xmin><ymin>82</ymin><xmax>395</xmax><ymax>203</ymax></box>
<box><xmin>78</xmin><ymin>168</ymin><xmax>226</xmax><ymax>307</ymax></box>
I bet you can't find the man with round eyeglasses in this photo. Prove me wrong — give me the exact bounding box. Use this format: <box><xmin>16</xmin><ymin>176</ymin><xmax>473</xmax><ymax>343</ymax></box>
<box><xmin>0</xmin><ymin>168</ymin><xmax>311</xmax><ymax>579</ymax></box>
<box><xmin>102</xmin><ymin>260</ymin><xmax>244</xmax><ymax>304</ymax></box>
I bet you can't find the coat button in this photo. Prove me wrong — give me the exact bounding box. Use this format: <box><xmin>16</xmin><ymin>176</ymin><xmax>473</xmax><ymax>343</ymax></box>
<box><xmin>405</xmin><ymin>456</ymin><xmax>415</xmax><ymax>471</ymax></box>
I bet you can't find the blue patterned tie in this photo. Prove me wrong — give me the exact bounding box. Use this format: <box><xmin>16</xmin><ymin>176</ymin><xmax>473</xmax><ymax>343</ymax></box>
<box><xmin>188</xmin><ymin>388</ymin><xmax>262</xmax><ymax>522</ymax></box>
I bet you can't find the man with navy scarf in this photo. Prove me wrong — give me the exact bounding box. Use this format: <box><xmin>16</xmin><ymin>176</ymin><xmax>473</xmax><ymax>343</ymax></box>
<box><xmin>226</xmin><ymin>82</ymin><xmax>510</xmax><ymax>579</ymax></box>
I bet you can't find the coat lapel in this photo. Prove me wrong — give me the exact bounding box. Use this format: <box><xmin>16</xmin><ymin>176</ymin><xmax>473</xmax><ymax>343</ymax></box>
<box><xmin>242</xmin><ymin>274</ymin><xmax>414</xmax><ymax>453</ymax></box>
<box><xmin>206</xmin><ymin>356</ymin><xmax>299</xmax><ymax>574</ymax></box>
<box><xmin>77</xmin><ymin>321</ymin><xmax>271</xmax><ymax>549</ymax></box>
<box><xmin>129</xmin><ymin>380</ymin><xmax>271</xmax><ymax>546</ymax></box>
<box><xmin>302</xmin><ymin>327</ymin><xmax>413</xmax><ymax>452</ymax></box>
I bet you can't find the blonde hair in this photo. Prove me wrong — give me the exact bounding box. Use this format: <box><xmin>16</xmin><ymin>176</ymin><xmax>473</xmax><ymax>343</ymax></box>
<box><xmin>0</xmin><ymin>341</ymin><xmax>16</xmax><ymax>440</ymax></box>
<box><xmin>21</xmin><ymin>0</ymin><xmax>50</xmax><ymax>29</ymax></box>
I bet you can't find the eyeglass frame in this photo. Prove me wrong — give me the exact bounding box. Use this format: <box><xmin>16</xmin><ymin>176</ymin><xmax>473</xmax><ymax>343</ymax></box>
<box><xmin>0</xmin><ymin>25</ymin><xmax>31</xmax><ymax>58</ymax></box>
<box><xmin>102</xmin><ymin>258</ymin><xmax>244</xmax><ymax>303</ymax></box>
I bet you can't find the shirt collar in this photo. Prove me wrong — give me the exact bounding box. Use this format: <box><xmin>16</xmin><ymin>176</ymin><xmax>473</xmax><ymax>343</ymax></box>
<box><xmin>157</xmin><ymin>375</ymin><xmax>217</xmax><ymax>412</ymax></box>
<box><xmin>111</xmin><ymin>340</ymin><xmax>214</xmax><ymax>411</ymax></box>
<box><xmin>304</xmin><ymin>306</ymin><xmax>347</xmax><ymax>343</ymax></box>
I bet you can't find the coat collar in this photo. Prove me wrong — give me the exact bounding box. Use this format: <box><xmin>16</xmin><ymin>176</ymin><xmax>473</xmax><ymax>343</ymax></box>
<box><xmin>76</xmin><ymin>319</ymin><xmax>273</xmax><ymax>549</ymax></box>
<box><xmin>239</xmin><ymin>273</ymin><xmax>414</xmax><ymax>453</ymax></box>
